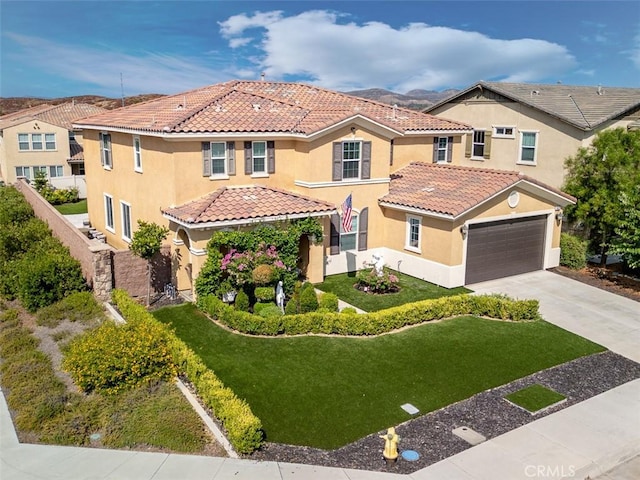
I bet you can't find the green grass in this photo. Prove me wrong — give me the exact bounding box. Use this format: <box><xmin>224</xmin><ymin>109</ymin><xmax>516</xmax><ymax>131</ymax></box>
<box><xmin>315</xmin><ymin>271</ymin><xmax>471</xmax><ymax>311</ymax></box>
<box><xmin>54</xmin><ymin>199</ymin><xmax>87</xmax><ymax>215</ymax></box>
<box><xmin>505</xmin><ymin>384</ymin><xmax>567</xmax><ymax>413</ymax></box>
<box><xmin>154</xmin><ymin>303</ymin><xmax>604</xmax><ymax>449</ymax></box>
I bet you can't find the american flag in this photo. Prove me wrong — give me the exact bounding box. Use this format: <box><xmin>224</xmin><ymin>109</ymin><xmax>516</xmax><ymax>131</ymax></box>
<box><xmin>341</xmin><ymin>194</ymin><xmax>353</xmax><ymax>232</ymax></box>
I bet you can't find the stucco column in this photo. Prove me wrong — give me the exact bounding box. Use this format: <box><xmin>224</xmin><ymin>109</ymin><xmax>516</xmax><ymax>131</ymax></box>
<box><xmin>306</xmin><ymin>235</ymin><xmax>326</xmax><ymax>284</ymax></box>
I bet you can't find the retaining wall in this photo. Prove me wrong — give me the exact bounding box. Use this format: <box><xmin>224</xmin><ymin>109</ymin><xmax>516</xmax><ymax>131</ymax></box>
<box><xmin>15</xmin><ymin>179</ymin><xmax>171</xmax><ymax>301</ymax></box>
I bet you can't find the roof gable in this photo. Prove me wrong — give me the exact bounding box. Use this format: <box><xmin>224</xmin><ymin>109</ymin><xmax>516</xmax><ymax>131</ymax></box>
<box><xmin>425</xmin><ymin>82</ymin><xmax>640</xmax><ymax>131</ymax></box>
<box><xmin>0</xmin><ymin>102</ymin><xmax>109</xmax><ymax>131</ymax></box>
<box><xmin>380</xmin><ymin>162</ymin><xmax>574</xmax><ymax>218</ymax></box>
<box><xmin>162</xmin><ymin>185</ymin><xmax>336</xmax><ymax>227</ymax></box>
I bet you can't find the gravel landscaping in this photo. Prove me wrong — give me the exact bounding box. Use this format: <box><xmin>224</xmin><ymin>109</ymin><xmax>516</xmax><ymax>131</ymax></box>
<box><xmin>249</xmin><ymin>351</ymin><xmax>640</xmax><ymax>474</ymax></box>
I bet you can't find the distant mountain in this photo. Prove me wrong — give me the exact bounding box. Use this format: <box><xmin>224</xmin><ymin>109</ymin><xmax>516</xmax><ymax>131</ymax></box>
<box><xmin>0</xmin><ymin>94</ymin><xmax>165</xmax><ymax>116</ymax></box>
<box><xmin>345</xmin><ymin>88</ymin><xmax>459</xmax><ymax>110</ymax></box>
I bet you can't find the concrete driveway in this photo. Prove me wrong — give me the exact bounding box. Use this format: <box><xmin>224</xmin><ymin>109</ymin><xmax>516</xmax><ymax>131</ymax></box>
<box><xmin>468</xmin><ymin>270</ymin><xmax>640</xmax><ymax>363</ymax></box>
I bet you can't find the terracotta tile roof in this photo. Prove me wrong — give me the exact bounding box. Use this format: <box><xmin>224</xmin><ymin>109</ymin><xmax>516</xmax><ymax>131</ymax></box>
<box><xmin>380</xmin><ymin>162</ymin><xmax>574</xmax><ymax>218</ymax></box>
<box><xmin>75</xmin><ymin>80</ymin><xmax>471</xmax><ymax>135</ymax></box>
<box><xmin>0</xmin><ymin>102</ymin><xmax>109</xmax><ymax>130</ymax></box>
<box><xmin>162</xmin><ymin>185</ymin><xmax>336</xmax><ymax>226</ymax></box>
<box><xmin>68</xmin><ymin>142</ymin><xmax>84</xmax><ymax>162</ymax></box>
<box><xmin>426</xmin><ymin>82</ymin><xmax>640</xmax><ymax>131</ymax></box>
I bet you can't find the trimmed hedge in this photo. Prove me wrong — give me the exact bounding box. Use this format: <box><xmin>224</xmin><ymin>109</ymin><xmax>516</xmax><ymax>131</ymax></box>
<box><xmin>197</xmin><ymin>293</ymin><xmax>539</xmax><ymax>337</ymax></box>
<box><xmin>111</xmin><ymin>289</ymin><xmax>263</xmax><ymax>454</ymax></box>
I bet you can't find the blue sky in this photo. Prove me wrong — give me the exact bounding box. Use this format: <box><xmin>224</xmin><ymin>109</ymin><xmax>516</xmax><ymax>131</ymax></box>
<box><xmin>2</xmin><ymin>1</ymin><xmax>639</xmax><ymax>98</ymax></box>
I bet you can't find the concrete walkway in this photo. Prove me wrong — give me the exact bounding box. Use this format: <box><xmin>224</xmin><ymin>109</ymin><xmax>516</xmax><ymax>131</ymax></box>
<box><xmin>2</xmin><ymin>271</ymin><xmax>639</xmax><ymax>479</ymax></box>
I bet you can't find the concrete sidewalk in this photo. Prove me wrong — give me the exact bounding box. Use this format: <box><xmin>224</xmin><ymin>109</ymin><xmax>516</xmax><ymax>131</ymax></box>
<box><xmin>2</xmin><ymin>271</ymin><xmax>639</xmax><ymax>479</ymax></box>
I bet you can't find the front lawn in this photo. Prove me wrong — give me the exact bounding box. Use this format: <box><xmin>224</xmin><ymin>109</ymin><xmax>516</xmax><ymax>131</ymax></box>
<box><xmin>315</xmin><ymin>271</ymin><xmax>470</xmax><ymax>311</ymax></box>
<box><xmin>154</xmin><ymin>303</ymin><xmax>604</xmax><ymax>449</ymax></box>
<box><xmin>54</xmin><ymin>199</ymin><xmax>87</xmax><ymax>215</ymax></box>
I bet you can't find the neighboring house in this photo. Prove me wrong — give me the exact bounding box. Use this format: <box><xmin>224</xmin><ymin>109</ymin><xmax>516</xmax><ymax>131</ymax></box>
<box><xmin>0</xmin><ymin>102</ymin><xmax>108</xmax><ymax>193</ymax></box>
<box><xmin>74</xmin><ymin>80</ymin><xmax>573</xmax><ymax>295</ymax></box>
<box><xmin>424</xmin><ymin>82</ymin><xmax>640</xmax><ymax>189</ymax></box>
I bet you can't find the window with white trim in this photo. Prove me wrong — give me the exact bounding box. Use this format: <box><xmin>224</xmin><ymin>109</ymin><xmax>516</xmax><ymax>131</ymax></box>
<box><xmin>100</xmin><ymin>133</ymin><xmax>112</xmax><ymax>169</ymax></box>
<box><xmin>49</xmin><ymin>165</ymin><xmax>64</xmax><ymax>177</ymax></box>
<box><xmin>120</xmin><ymin>201</ymin><xmax>132</xmax><ymax>241</ymax></box>
<box><xmin>342</xmin><ymin>141</ymin><xmax>361</xmax><ymax>179</ymax></box>
<box><xmin>104</xmin><ymin>194</ymin><xmax>114</xmax><ymax>232</ymax></box>
<box><xmin>434</xmin><ymin>136</ymin><xmax>453</xmax><ymax>163</ymax></box>
<box><xmin>472</xmin><ymin>130</ymin><xmax>485</xmax><ymax>158</ymax></box>
<box><xmin>15</xmin><ymin>166</ymin><xmax>31</xmax><ymax>179</ymax></box>
<box><xmin>133</xmin><ymin>136</ymin><xmax>142</xmax><ymax>172</ymax></box>
<box><xmin>405</xmin><ymin>215</ymin><xmax>422</xmax><ymax>252</ymax></box>
<box><xmin>252</xmin><ymin>141</ymin><xmax>266</xmax><ymax>173</ymax></box>
<box><xmin>519</xmin><ymin>131</ymin><xmax>538</xmax><ymax>164</ymax></box>
<box><xmin>33</xmin><ymin>166</ymin><xmax>47</xmax><ymax>177</ymax></box>
<box><xmin>493</xmin><ymin>126</ymin><xmax>515</xmax><ymax>138</ymax></box>
<box><xmin>17</xmin><ymin>133</ymin><xmax>56</xmax><ymax>151</ymax></box>
<box><xmin>211</xmin><ymin>142</ymin><xmax>227</xmax><ymax>175</ymax></box>
<box><xmin>340</xmin><ymin>212</ymin><xmax>358</xmax><ymax>251</ymax></box>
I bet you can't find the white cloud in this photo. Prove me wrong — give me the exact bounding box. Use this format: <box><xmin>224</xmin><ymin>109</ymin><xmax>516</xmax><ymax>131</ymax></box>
<box><xmin>630</xmin><ymin>32</ymin><xmax>640</xmax><ymax>70</ymax></box>
<box><xmin>219</xmin><ymin>10</ymin><xmax>578</xmax><ymax>91</ymax></box>
<box><xmin>4</xmin><ymin>32</ymin><xmax>227</xmax><ymax>96</ymax></box>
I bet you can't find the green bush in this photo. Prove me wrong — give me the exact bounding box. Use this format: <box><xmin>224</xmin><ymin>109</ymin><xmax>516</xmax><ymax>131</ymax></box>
<box><xmin>284</xmin><ymin>298</ymin><xmax>298</xmax><ymax>315</ymax></box>
<box><xmin>63</xmin><ymin>317</ymin><xmax>176</xmax><ymax>395</ymax></box>
<box><xmin>254</xmin><ymin>286</ymin><xmax>274</xmax><ymax>303</ymax></box>
<box><xmin>36</xmin><ymin>291</ymin><xmax>105</xmax><ymax>327</ymax></box>
<box><xmin>257</xmin><ymin>304</ymin><xmax>283</xmax><ymax>318</ymax></box>
<box><xmin>114</xmin><ymin>290</ymin><xmax>264</xmax><ymax>453</ymax></box>
<box><xmin>234</xmin><ymin>290</ymin><xmax>250</xmax><ymax>312</ymax></box>
<box><xmin>0</xmin><ymin>186</ymin><xmax>34</xmax><ymax>226</ymax></box>
<box><xmin>341</xmin><ymin>307</ymin><xmax>357</xmax><ymax>315</ymax></box>
<box><xmin>197</xmin><ymin>293</ymin><xmax>539</xmax><ymax>337</ymax></box>
<box><xmin>252</xmin><ymin>264</ymin><xmax>276</xmax><ymax>286</ymax></box>
<box><xmin>319</xmin><ymin>292</ymin><xmax>339</xmax><ymax>312</ymax></box>
<box><xmin>17</xmin><ymin>251</ymin><xmax>87</xmax><ymax>312</ymax></box>
<box><xmin>299</xmin><ymin>284</ymin><xmax>319</xmax><ymax>313</ymax></box>
<box><xmin>560</xmin><ymin>233</ymin><xmax>588</xmax><ymax>270</ymax></box>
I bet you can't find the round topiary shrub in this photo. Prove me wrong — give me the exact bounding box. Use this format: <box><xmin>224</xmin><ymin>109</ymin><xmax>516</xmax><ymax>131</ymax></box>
<box><xmin>234</xmin><ymin>290</ymin><xmax>250</xmax><ymax>312</ymax></box>
<box><xmin>252</xmin><ymin>264</ymin><xmax>275</xmax><ymax>286</ymax></box>
<box><xmin>319</xmin><ymin>292</ymin><xmax>339</xmax><ymax>312</ymax></box>
<box><xmin>284</xmin><ymin>298</ymin><xmax>298</xmax><ymax>315</ymax></box>
<box><xmin>340</xmin><ymin>307</ymin><xmax>357</xmax><ymax>315</ymax></box>
<box><xmin>254</xmin><ymin>286</ymin><xmax>274</xmax><ymax>303</ymax></box>
<box><xmin>560</xmin><ymin>233</ymin><xmax>588</xmax><ymax>270</ymax></box>
<box><xmin>299</xmin><ymin>285</ymin><xmax>319</xmax><ymax>313</ymax></box>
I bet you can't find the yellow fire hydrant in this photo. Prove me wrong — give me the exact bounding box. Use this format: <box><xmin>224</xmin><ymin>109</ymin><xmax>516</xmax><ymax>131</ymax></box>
<box><xmin>380</xmin><ymin>427</ymin><xmax>399</xmax><ymax>464</ymax></box>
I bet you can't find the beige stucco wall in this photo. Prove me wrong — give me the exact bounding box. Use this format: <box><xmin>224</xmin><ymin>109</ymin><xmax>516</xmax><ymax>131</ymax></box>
<box><xmin>0</xmin><ymin>121</ymin><xmax>72</xmax><ymax>183</ymax></box>
<box><xmin>392</xmin><ymin>134</ymin><xmax>463</xmax><ymax>171</ymax></box>
<box><xmin>430</xmin><ymin>100</ymin><xmax>590</xmax><ymax>189</ymax></box>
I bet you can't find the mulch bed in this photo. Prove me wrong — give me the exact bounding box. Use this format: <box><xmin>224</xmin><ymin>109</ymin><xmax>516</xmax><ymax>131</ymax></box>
<box><xmin>248</xmin><ymin>351</ymin><xmax>640</xmax><ymax>474</ymax></box>
<box><xmin>550</xmin><ymin>264</ymin><xmax>640</xmax><ymax>303</ymax></box>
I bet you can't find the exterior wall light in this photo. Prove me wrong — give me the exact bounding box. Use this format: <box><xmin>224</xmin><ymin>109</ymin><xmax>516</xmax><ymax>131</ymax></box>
<box><xmin>460</xmin><ymin>224</ymin><xmax>469</xmax><ymax>238</ymax></box>
<box><xmin>555</xmin><ymin>206</ymin><xmax>563</xmax><ymax>222</ymax></box>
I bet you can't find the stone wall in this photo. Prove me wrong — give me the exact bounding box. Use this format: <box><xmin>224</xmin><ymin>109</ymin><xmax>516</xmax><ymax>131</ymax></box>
<box><xmin>14</xmin><ymin>179</ymin><xmax>171</xmax><ymax>302</ymax></box>
<box><xmin>111</xmin><ymin>247</ymin><xmax>171</xmax><ymax>300</ymax></box>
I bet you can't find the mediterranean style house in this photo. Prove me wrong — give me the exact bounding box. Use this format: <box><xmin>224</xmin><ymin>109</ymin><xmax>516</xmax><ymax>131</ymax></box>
<box><xmin>74</xmin><ymin>80</ymin><xmax>574</xmax><ymax>295</ymax></box>
<box><xmin>424</xmin><ymin>82</ymin><xmax>640</xmax><ymax>189</ymax></box>
<box><xmin>0</xmin><ymin>102</ymin><xmax>108</xmax><ymax>193</ymax></box>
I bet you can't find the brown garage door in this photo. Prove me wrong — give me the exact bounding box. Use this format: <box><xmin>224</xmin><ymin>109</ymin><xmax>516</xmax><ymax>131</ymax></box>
<box><xmin>465</xmin><ymin>215</ymin><xmax>547</xmax><ymax>285</ymax></box>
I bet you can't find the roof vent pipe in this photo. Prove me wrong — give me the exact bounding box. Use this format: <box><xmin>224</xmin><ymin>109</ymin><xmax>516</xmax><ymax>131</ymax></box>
<box><xmin>260</xmin><ymin>72</ymin><xmax>265</xmax><ymax>82</ymax></box>
<box><xmin>597</xmin><ymin>85</ymin><xmax>604</xmax><ymax>95</ymax></box>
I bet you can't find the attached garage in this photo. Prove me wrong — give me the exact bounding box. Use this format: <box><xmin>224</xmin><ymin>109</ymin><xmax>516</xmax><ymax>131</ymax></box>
<box><xmin>465</xmin><ymin>215</ymin><xmax>547</xmax><ymax>284</ymax></box>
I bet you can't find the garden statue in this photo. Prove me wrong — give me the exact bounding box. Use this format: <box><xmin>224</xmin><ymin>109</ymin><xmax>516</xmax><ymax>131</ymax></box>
<box><xmin>275</xmin><ymin>280</ymin><xmax>285</xmax><ymax>313</ymax></box>
<box><xmin>380</xmin><ymin>427</ymin><xmax>399</xmax><ymax>464</ymax></box>
<box><xmin>371</xmin><ymin>252</ymin><xmax>385</xmax><ymax>277</ymax></box>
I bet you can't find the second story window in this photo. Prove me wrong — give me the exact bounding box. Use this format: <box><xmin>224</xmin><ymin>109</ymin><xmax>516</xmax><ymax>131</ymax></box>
<box><xmin>433</xmin><ymin>136</ymin><xmax>453</xmax><ymax>163</ymax></box>
<box><xmin>332</xmin><ymin>140</ymin><xmax>371</xmax><ymax>182</ymax></box>
<box><xmin>252</xmin><ymin>141</ymin><xmax>266</xmax><ymax>173</ymax></box>
<box><xmin>244</xmin><ymin>141</ymin><xmax>275</xmax><ymax>176</ymax></box>
<box><xmin>18</xmin><ymin>133</ymin><xmax>56</xmax><ymax>151</ymax></box>
<box><xmin>100</xmin><ymin>133</ymin><xmax>112</xmax><ymax>169</ymax></box>
<box><xmin>133</xmin><ymin>136</ymin><xmax>142</xmax><ymax>172</ymax></box>
<box><xmin>519</xmin><ymin>131</ymin><xmax>538</xmax><ymax>164</ymax></box>
<box><xmin>211</xmin><ymin>142</ymin><xmax>227</xmax><ymax>175</ymax></box>
<box><xmin>342</xmin><ymin>141</ymin><xmax>361</xmax><ymax>179</ymax></box>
